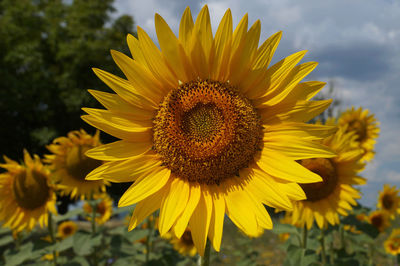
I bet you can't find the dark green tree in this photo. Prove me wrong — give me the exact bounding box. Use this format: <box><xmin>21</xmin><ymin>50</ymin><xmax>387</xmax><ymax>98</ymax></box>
<box><xmin>0</xmin><ymin>0</ymin><xmax>135</xmax><ymax>159</ymax></box>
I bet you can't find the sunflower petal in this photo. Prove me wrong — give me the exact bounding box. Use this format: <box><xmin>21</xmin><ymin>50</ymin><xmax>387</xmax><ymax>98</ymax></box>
<box><xmin>85</xmin><ymin>140</ymin><xmax>151</xmax><ymax>161</ymax></box>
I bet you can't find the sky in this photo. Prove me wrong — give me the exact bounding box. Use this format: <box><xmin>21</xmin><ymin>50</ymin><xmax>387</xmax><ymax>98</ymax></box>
<box><xmin>113</xmin><ymin>0</ymin><xmax>400</xmax><ymax>207</ymax></box>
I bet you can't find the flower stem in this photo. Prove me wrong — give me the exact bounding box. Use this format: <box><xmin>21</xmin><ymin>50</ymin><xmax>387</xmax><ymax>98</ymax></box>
<box><xmin>145</xmin><ymin>216</ymin><xmax>154</xmax><ymax>263</ymax></box>
<box><xmin>90</xmin><ymin>194</ymin><xmax>98</xmax><ymax>266</ymax></box>
<box><xmin>320</xmin><ymin>228</ymin><xmax>327</xmax><ymax>265</ymax></box>
<box><xmin>198</xmin><ymin>240</ymin><xmax>211</xmax><ymax>266</ymax></box>
<box><xmin>47</xmin><ymin>212</ymin><xmax>58</xmax><ymax>266</ymax></box>
<box><xmin>302</xmin><ymin>226</ymin><xmax>308</xmax><ymax>249</ymax></box>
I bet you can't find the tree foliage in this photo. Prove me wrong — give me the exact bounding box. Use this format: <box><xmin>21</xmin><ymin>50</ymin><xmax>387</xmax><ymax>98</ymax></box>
<box><xmin>0</xmin><ymin>0</ymin><xmax>135</xmax><ymax>159</ymax></box>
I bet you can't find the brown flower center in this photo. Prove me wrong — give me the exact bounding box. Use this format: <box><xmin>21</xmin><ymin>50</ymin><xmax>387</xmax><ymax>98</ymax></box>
<box><xmin>347</xmin><ymin>119</ymin><xmax>366</xmax><ymax>142</ymax></box>
<box><xmin>13</xmin><ymin>169</ymin><xmax>50</xmax><ymax>210</ymax></box>
<box><xmin>371</xmin><ymin>215</ymin><xmax>383</xmax><ymax>229</ymax></box>
<box><xmin>382</xmin><ymin>194</ymin><xmax>394</xmax><ymax>210</ymax></box>
<box><xmin>299</xmin><ymin>158</ymin><xmax>338</xmax><ymax>202</ymax></box>
<box><xmin>63</xmin><ymin>226</ymin><xmax>73</xmax><ymax>236</ymax></box>
<box><xmin>96</xmin><ymin>201</ymin><xmax>106</xmax><ymax>216</ymax></box>
<box><xmin>153</xmin><ymin>79</ymin><xmax>262</xmax><ymax>185</ymax></box>
<box><xmin>181</xmin><ymin>231</ymin><xmax>194</xmax><ymax>246</ymax></box>
<box><xmin>66</xmin><ymin>144</ymin><xmax>102</xmax><ymax>181</ymax></box>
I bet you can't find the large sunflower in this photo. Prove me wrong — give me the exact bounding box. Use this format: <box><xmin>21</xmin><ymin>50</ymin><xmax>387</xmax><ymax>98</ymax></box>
<box><xmin>288</xmin><ymin>124</ymin><xmax>366</xmax><ymax>229</ymax></box>
<box><xmin>377</xmin><ymin>184</ymin><xmax>400</xmax><ymax>219</ymax></box>
<box><xmin>83</xmin><ymin>6</ymin><xmax>337</xmax><ymax>255</ymax></box>
<box><xmin>338</xmin><ymin>107</ymin><xmax>379</xmax><ymax>162</ymax></box>
<box><xmin>0</xmin><ymin>150</ymin><xmax>57</xmax><ymax>232</ymax></box>
<box><xmin>45</xmin><ymin>129</ymin><xmax>108</xmax><ymax>199</ymax></box>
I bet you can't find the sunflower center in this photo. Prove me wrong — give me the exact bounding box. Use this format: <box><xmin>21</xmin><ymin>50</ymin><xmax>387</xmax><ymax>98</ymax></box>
<box><xmin>12</xmin><ymin>169</ymin><xmax>50</xmax><ymax>210</ymax></box>
<box><xmin>66</xmin><ymin>145</ymin><xmax>102</xmax><ymax>181</ymax></box>
<box><xmin>181</xmin><ymin>231</ymin><xmax>194</xmax><ymax>246</ymax></box>
<box><xmin>153</xmin><ymin>79</ymin><xmax>262</xmax><ymax>185</ymax></box>
<box><xmin>371</xmin><ymin>215</ymin><xmax>383</xmax><ymax>228</ymax></box>
<box><xmin>299</xmin><ymin>158</ymin><xmax>338</xmax><ymax>202</ymax></box>
<box><xmin>63</xmin><ymin>226</ymin><xmax>73</xmax><ymax>236</ymax></box>
<box><xmin>96</xmin><ymin>201</ymin><xmax>106</xmax><ymax>216</ymax></box>
<box><xmin>347</xmin><ymin>119</ymin><xmax>366</xmax><ymax>142</ymax></box>
<box><xmin>382</xmin><ymin>194</ymin><xmax>394</xmax><ymax>210</ymax></box>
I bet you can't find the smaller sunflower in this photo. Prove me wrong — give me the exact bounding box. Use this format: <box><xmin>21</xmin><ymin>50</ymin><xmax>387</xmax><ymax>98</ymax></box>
<box><xmin>45</xmin><ymin>130</ymin><xmax>108</xmax><ymax>199</ymax></box>
<box><xmin>377</xmin><ymin>184</ymin><xmax>400</xmax><ymax>219</ymax></box>
<box><xmin>165</xmin><ymin>229</ymin><xmax>197</xmax><ymax>257</ymax></box>
<box><xmin>83</xmin><ymin>193</ymin><xmax>113</xmax><ymax>225</ymax></box>
<box><xmin>57</xmin><ymin>220</ymin><xmax>78</xmax><ymax>239</ymax></box>
<box><xmin>289</xmin><ymin>124</ymin><xmax>366</xmax><ymax>229</ymax></box>
<box><xmin>368</xmin><ymin>210</ymin><xmax>390</xmax><ymax>232</ymax></box>
<box><xmin>385</xmin><ymin>229</ymin><xmax>400</xmax><ymax>255</ymax></box>
<box><xmin>0</xmin><ymin>150</ymin><xmax>57</xmax><ymax>232</ymax></box>
<box><xmin>338</xmin><ymin>107</ymin><xmax>379</xmax><ymax>162</ymax></box>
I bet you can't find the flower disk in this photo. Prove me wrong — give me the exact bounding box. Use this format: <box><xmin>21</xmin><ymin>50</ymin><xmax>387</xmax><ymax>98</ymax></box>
<box><xmin>153</xmin><ymin>79</ymin><xmax>262</xmax><ymax>185</ymax></box>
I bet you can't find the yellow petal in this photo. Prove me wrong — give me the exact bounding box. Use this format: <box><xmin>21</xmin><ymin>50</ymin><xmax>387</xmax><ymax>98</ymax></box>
<box><xmin>88</xmin><ymin>90</ymin><xmax>155</xmax><ymax>118</ymax></box>
<box><xmin>256</xmin><ymin>152</ymin><xmax>322</xmax><ymax>183</ymax></box>
<box><xmin>284</xmin><ymin>81</ymin><xmax>326</xmax><ymax>102</ymax></box>
<box><xmin>264</xmin><ymin>122</ymin><xmax>337</xmax><ymax>140</ymax></box>
<box><xmin>192</xmin><ymin>5</ymin><xmax>213</xmax><ymax>60</ymax></box>
<box><xmin>85</xmin><ymin>140</ymin><xmax>151</xmax><ymax>161</ymax></box>
<box><xmin>92</xmin><ymin>68</ymin><xmax>158</xmax><ymax>109</ymax></box>
<box><xmin>81</xmin><ymin>115</ymin><xmax>151</xmax><ymax>142</ymax></box>
<box><xmin>126</xmin><ymin>34</ymin><xmax>148</xmax><ymax>68</ymax></box>
<box><xmin>259</xmin><ymin>99</ymin><xmax>332</xmax><ymax>124</ymax></box>
<box><xmin>82</xmin><ymin>108</ymin><xmax>152</xmax><ymax>129</ymax></box>
<box><xmin>253</xmin><ymin>31</ymin><xmax>282</xmax><ymax>70</ymax></box>
<box><xmin>179</xmin><ymin>7</ymin><xmax>194</xmax><ymax>53</ymax></box>
<box><xmin>159</xmin><ymin>178</ymin><xmax>190</xmax><ymax>236</ymax></box>
<box><xmin>173</xmin><ymin>183</ymin><xmax>201</xmax><ymax>238</ymax></box>
<box><xmin>118</xmin><ymin>167</ymin><xmax>171</xmax><ymax>207</ymax></box>
<box><xmin>189</xmin><ymin>190</ymin><xmax>212</xmax><ymax>256</ymax></box>
<box><xmin>212</xmin><ymin>9</ymin><xmax>232</xmax><ymax>75</ymax></box>
<box><xmin>129</xmin><ymin>188</ymin><xmax>166</xmax><ymax>230</ymax></box>
<box><xmin>208</xmin><ymin>188</ymin><xmax>225</xmax><ymax>252</ymax></box>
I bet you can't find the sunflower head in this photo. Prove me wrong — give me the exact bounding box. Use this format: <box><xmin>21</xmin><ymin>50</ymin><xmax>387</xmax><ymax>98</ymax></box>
<box><xmin>83</xmin><ymin>193</ymin><xmax>113</xmax><ymax>225</ymax></box>
<box><xmin>290</xmin><ymin>123</ymin><xmax>366</xmax><ymax>229</ymax></box>
<box><xmin>45</xmin><ymin>130</ymin><xmax>108</xmax><ymax>199</ymax></box>
<box><xmin>83</xmin><ymin>4</ymin><xmax>340</xmax><ymax>255</ymax></box>
<box><xmin>0</xmin><ymin>150</ymin><xmax>57</xmax><ymax>232</ymax></box>
<box><xmin>385</xmin><ymin>229</ymin><xmax>400</xmax><ymax>255</ymax></box>
<box><xmin>368</xmin><ymin>210</ymin><xmax>390</xmax><ymax>232</ymax></box>
<box><xmin>57</xmin><ymin>221</ymin><xmax>78</xmax><ymax>239</ymax></box>
<box><xmin>165</xmin><ymin>229</ymin><xmax>197</xmax><ymax>257</ymax></box>
<box><xmin>377</xmin><ymin>184</ymin><xmax>400</xmax><ymax>218</ymax></box>
<box><xmin>338</xmin><ymin>107</ymin><xmax>379</xmax><ymax>162</ymax></box>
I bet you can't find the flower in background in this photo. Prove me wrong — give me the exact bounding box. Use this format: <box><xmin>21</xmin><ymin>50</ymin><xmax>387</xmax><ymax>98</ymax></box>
<box><xmin>83</xmin><ymin>193</ymin><xmax>113</xmax><ymax>225</ymax></box>
<box><xmin>83</xmin><ymin>5</ymin><xmax>336</xmax><ymax>255</ymax></box>
<box><xmin>45</xmin><ymin>130</ymin><xmax>108</xmax><ymax>199</ymax></box>
<box><xmin>165</xmin><ymin>229</ymin><xmax>197</xmax><ymax>257</ymax></box>
<box><xmin>289</xmin><ymin>124</ymin><xmax>366</xmax><ymax>229</ymax></box>
<box><xmin>57</xmin><ymin>220</ymin><xmax>78</xmax><ymax>239</ymax></box>
<box><xmin>385</xmin><ymin>229</ymin><xmax>400</xmax><ymax>255</ymax></box>
<box><xmin>338</xmin><ymin>107</ymin><xmax>379</xmax><ymax>162</ymax></box>
<box><xmin>368</xmin><ymin>210</ymin><xmax>390</xmax><ymax>232</ymax></box>
<box><xmin>0</xmin><ymin>150</ymin><xmax>57</xmax><ymax>232</ymax></box>
<box><xmin>377</xmin><ymin>184</ymin><xmax>400</xmax><ymax>219</ymax></box>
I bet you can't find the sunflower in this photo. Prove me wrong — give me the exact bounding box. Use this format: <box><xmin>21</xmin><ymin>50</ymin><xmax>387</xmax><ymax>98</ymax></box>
<box><xmin>0</xmin><ymin>150</ymin><xmax>57</xmax><ymax>232</ymax></box>
<box><xmin>57</xmin><ymin>220</ymin><xmax>78</xmax><ymax>239</ymax></box>
<box><xmin>165</xmin><ymin>229</ymin><xmax>197</xmax><ymax>257</ymax></box>
<box><xmin>83</xmin><ymin>5</ymin><xmax>337</xmax><ymax>255</ymax></box>
<box><xmin>83</xmin><ymin>193</ymin><xmax>113</xmax><ymax>225</ymax></box>
<box><xmin>368</xmin><ymin>210</ymin><xmax>390</xmax><ymax>232</ymax></box>
<box><xmin>385</xmin><ymin>229</ymin><xmax>400</xmax><ymax>255</ymax></box>
<box><xmin>377</xmin><ymin>184</ymin><xmax>400</xmax><ymax>219</ymax></box>
<box><xmin>338</xmin><ymin>107</ymin><xmax>379</xmax><ymax>162</ymax></box>
<box><xmin>288</xmin><ymin>124</ymin><xmax>366</xmax><ymax>229</ymax></box>
<box><xmin>45</xmin><ymin>129</ymin><xmax>108</xmax><ymax>199</ymax></box>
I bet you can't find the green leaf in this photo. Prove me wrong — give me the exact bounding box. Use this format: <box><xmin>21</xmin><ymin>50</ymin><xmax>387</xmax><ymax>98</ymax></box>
<box><xmin>54</xmin><ymin>208</ymin><xmax>84</xmax><ymax>222</ymax></box>
<box><xmin>0</xmin><ymin>235</ymin><xmax>14</xmax><ymax>247</ymax></box>
<box><xmin>72</xmin><ymin>231</ymin><xmax>102</xmax><ymax>256</ymax></box>
<box><xmin>272</xmin><ymin>223</ymin><xmax>300</xmax><ymax>235</ymax></box>
<box><xmin>4</xmin><ymin>242</ymin><xmax>33</xmax><ymax>266</ymax></box>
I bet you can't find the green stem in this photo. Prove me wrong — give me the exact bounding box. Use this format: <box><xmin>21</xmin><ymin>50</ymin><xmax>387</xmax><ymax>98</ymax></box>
<box><xmin>198</xmin><ymin>240</ymin><xmax>211</xmax><ymax>266</ymax></box>
<box><xmin>47</xmin><ymin>212</ymin><xmax>58</xmax><ymax>266</ymax></box>
<box><xmin>145</xmin><ymin>216</ymin><xmax>154</xmax><ymax>263</ymax></box>
<box><xmin>320</xmin><ymin>228</ymin><xmax>327</xmax><ymax>265</ymax></box>
<box><xmin>90</xmin><ymin>194</ymin><xmax>98</xmax><ymax>266</ymax></box>
<box><xmin>302</xmin><ymin>226</ymin><xmax>308</xmax><ymax>249</ymax></box>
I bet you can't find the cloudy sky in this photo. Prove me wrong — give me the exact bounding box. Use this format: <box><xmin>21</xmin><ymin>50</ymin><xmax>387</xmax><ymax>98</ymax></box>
<box><xmin>113</xmin><ymin>0</ymin><xmax>400</xmax><ymax>206</ymax></box>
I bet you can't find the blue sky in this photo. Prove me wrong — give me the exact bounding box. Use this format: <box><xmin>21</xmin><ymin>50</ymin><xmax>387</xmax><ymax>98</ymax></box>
<box><xmin>113</xmin><ymin>0</ymin><xmax>400</xmax><ymax>207</ymax></box>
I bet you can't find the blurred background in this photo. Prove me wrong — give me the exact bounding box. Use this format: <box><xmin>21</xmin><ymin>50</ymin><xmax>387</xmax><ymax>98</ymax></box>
<box><xmin>1</xmin><ymin>0</ymin><xmax>399</xmax><ymax>207</ymax></box>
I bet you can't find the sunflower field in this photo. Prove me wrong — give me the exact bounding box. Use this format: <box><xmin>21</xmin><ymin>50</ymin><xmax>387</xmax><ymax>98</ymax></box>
<box><xmin>1</xmin><ymin>1</ymin><xmax>399</xmax><ymax>265</ymax></box>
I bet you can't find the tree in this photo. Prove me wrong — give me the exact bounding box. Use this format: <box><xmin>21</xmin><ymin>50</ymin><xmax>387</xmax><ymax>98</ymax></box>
<box><xmin>0</xmin><ymin>0</ymin><xmax>135</xmax><ymax>159</ymax></box>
